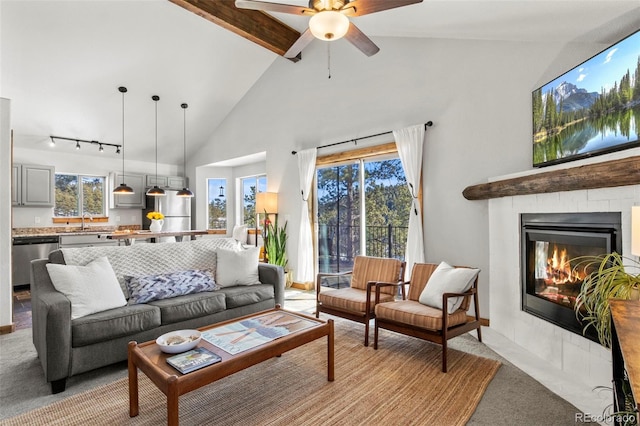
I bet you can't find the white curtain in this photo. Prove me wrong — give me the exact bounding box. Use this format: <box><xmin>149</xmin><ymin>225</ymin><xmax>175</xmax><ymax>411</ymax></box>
<box><xmin>295</xmin><ymin>148</ymin><xmax>318</xmax><ymax>284</ymax></box>
<box><xmin>393</xmin><ymin>124</ymin><xmax>426</xmax><ymax>279</ymax></box>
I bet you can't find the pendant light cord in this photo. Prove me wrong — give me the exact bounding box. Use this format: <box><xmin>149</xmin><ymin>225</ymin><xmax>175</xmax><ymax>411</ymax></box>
<box><xmin>327</xmin><ymin>42</ymin><xmax>331</xmax><ymax>79</ymax></box>
<box><xmin>121</xmin><ymin>87</ymin><xmax>126</xmax><ymax>179</ymax></box>
<box><xmin>155</xmin><ymin>97</ymin><xmax>158</xmax><ymax>181</ymax></box>
<box><xmin>183</xmin><ymin>105</ymin><xmax>187</xmax><ymax>177</ymax></box>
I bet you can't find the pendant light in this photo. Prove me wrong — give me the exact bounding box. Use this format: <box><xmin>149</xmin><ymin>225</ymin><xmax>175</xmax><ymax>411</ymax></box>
<box><xmin>146</xmin><ymin>95</ymin><xmax>166</xmax><ymax>197</ymax></box>
<box><xmin>176</xmin><ymin>102</ymin><xmax>194</xmax><ymax>198</ymax></box>
<box><xmin>113</xmin><ymin>86</ymin><xmax>134</xmax><ymax>195</ymax></box>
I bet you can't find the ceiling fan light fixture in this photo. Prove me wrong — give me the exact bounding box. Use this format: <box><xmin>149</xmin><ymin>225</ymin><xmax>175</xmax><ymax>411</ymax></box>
<box><xmin>309</xmin><ymin>10</ymin><xmax>349</xmax><ymax>41</ymax></box>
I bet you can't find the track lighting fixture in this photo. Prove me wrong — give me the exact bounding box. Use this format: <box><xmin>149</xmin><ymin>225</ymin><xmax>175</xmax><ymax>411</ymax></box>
<box><xmin>49</xmin><ymin>135</ymin><xmax>122</xmax><ymax>153</ymax></box>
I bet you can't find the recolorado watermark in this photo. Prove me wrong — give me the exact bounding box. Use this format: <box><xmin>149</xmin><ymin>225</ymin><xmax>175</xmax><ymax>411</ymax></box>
<box><xmin>575</xmin><ymin>412</ymin><xmax>637</xmax><ymax>424</ymax></box>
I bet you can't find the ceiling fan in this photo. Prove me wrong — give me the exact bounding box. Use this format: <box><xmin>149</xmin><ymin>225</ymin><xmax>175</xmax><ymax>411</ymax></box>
<box><xmin>235</xmin><ymin>0</ymin><xmax>423</xmax><ymax>58</ymax></box>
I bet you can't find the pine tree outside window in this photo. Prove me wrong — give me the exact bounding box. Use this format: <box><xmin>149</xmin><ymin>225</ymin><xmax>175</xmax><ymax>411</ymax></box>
<box><xmin>54</xmin><ymin>173</ymin><xmax>106</xmax><ymax>217</ymax></box>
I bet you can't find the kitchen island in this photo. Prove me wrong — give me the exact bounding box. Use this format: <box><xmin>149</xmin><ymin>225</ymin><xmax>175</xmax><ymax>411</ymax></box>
<box><xmin>98</xmin><ymin>230</ymin><xmax>208</xmax><ymax>245</ymax></box>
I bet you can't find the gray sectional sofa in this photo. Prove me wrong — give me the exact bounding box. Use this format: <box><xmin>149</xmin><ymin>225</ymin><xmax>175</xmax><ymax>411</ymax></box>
<box><xmin>30</xmin><ymin>238</ymin><xmax>285</xmax><ymax>393</ymax></box>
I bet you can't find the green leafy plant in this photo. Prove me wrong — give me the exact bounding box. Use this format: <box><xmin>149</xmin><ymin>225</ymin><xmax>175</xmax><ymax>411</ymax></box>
<box><xmin>263</xmin><ymin>212</ymin><xmax>287</xmax><ymax>268</ymax></box>
<box><xmin>573</xmin><ymin>252</ymin><xmax>640</xmax><ymax>348</ymax></box>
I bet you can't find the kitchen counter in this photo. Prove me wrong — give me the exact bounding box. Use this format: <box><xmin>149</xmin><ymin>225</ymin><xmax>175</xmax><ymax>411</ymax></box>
<box><xmin>98</xmin><ymin>230</ymin><xmax>209</xmax><ymax>245</ymax></box>
<box><xmin>12</xmin><ymin>225</ymin><xmax>139</xmax><ymax>238</ymax></box>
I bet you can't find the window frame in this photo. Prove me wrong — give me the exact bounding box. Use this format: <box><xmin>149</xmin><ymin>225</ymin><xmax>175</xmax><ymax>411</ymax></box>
<box><xmin>239</xmin><ymin>174</ymin><xmax>267</xmax><ymax>228</ymax></box>
<box><xmin>206</xmin><ymin>178</ymin><xmax>227</xmax><ymax>234</ymax></box>
<box><xmin>314</xmin><ymin>142</ymin><xmax>420</xmax><ymax>272</ymax></box>
<box><xmin>53</xmin><ymin>173</ymin><xmax>107</xmax><ymax>219</ymax></box>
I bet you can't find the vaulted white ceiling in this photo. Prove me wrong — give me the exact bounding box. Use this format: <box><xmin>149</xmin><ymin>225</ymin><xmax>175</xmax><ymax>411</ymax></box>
<box><xmin>2</xmin><ymin>0</ymin><xmax>639</xmax><ymax>165</ymax></box>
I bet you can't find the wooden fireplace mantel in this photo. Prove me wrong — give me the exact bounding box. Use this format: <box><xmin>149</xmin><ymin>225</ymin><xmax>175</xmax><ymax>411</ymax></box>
<box><xmin>462</xmin><ymin>155</ymin><xmax>640</xmax><ymax>200</ymax></box>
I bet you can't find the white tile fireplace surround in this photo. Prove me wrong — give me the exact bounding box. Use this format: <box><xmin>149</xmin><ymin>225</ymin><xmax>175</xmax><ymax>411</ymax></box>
<box><xmin>488</xmin><ymin>181</ymin><xmax>640</xmax><ymax>417</ymax></box>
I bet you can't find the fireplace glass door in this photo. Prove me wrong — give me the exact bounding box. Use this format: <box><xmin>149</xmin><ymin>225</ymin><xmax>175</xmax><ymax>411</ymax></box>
<box><xmin>528</xmin><ymin>230</ymin><xmax>609</xmax><ymax>310</ymax></box>
<box><xmin>521</xmin><ymin>213</ymin><xmax>621</xmax><ymax>341</ymax></box>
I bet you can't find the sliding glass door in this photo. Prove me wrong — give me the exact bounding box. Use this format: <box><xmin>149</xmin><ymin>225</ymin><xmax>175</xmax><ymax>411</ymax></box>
<box><xmin>317</xmin><ymin>157</ymin><xmax>409</xmax><ymax>275</ymax></box>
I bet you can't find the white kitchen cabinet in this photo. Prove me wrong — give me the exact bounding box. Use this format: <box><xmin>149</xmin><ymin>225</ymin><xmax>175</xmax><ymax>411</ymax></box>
<box><xmin>13</xmin><ymin>163</ymin><xmax>55</xmax><ymax>207</ymax></box>
<box><xmin>145</xmin><ymin>174</ymin><xmax>167</xmax><ymax>188</ymax></box>
<box><xmin>112</xmin><ymin>172</ymin><xmax>146</xmax><ymax>208</ymax></box>
<box><xmin>145</xmin><ymin>175</ymin><xmax>187</xmax><ymax>189</ymax></box>
<box><xmin>167</xmin><ymin>176</ymin><xmax>187</xmax><ymax>189</ymax></box>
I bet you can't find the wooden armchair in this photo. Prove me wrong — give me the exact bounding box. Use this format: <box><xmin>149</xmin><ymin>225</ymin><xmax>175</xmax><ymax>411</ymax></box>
<box><xmin>316</xmin><ymin>256</ymin><xmax>406</xmax><ymax>346</ymax></box>
<box><xmin>374</xmin><ymin>262</ymin><xmax>481</xmax><ymax>372</ymax></box>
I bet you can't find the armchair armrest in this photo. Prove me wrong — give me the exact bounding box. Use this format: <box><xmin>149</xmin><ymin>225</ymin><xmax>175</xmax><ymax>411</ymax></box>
<box><xmin>440</xmin><ymin>288</ymin><xmax>477</xmax><ymax>331</ymax></box>
<box><xmin>375</xmin><ymin>281</ymin><xmax>409</xmax><ymax>304</ymax></box>
<box><xmin>316</xmin><ymin>270</ymin><xmax>353</xmax><ymax>297</ymax></box>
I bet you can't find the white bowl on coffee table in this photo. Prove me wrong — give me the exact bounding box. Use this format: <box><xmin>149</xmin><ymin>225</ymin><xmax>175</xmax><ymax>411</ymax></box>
<box><xmin>156</xmin><ymin>330</ymin><xmax>201</xmax><ymax>354</ymax></box>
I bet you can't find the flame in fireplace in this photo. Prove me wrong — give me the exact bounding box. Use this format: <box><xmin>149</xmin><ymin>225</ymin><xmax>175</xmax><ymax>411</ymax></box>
<box><xmin>545</xmin><ymin>245</ymin><xmax>585</xmax><ymax>285</ymax></box>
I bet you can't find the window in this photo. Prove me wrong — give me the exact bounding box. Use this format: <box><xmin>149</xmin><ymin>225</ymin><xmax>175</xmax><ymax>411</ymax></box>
<box><xmin>207</xmin><ymin>178</ymin><xmax>227</xmax><ymax>231</ymax></box>
<box><xmin>54</xmin><ymin>174</ymin><xmax>106</xmax><ymax>217</ymax></box>
<box><xmin>240</xmin><ymin>175</ymin><xmax>267</xmax><ymax>227</ymax></box>
<box><xmin>317</xmin><ymin>153</ymin><xmax>410</xmax><ymax>274</ymax></box>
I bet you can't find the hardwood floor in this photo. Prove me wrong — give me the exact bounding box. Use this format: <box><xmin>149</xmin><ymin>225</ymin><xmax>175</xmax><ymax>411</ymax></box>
<box><xmin>13</xmin><ymin>287</ymin><xmax>31</xmax><ymax>330</ymax></box>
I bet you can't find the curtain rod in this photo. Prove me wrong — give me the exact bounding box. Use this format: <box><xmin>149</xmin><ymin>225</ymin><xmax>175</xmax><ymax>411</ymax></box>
<box><xmin>291</xmin><ymin>121</ymin><xmax>432</xmax><ymax>155</ymax></box>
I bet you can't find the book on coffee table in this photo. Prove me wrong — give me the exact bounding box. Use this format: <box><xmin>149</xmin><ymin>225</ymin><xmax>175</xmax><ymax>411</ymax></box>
<box><xmin>166</xmin><ymin>347</ymin><xmax>222</xmax><ymax>374</ymax></box>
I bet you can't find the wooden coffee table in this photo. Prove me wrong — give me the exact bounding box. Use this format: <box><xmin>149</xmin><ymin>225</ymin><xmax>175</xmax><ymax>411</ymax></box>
<box><xmin>128</xmin><ymin>307</ymin><xmax>334</xmax><ymax>425</ymax></box>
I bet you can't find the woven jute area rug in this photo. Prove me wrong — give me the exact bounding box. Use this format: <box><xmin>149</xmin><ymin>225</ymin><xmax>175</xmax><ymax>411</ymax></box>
<box><xmin>1</xmin><ymin>321</ymin><xmax>500</xmax><ymax>426</ymax></box>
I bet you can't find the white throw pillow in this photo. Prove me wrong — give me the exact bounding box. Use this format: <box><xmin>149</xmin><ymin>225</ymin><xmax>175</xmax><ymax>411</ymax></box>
<box><xmin>46</xmin><ymin>256</ymin><xmax>127</xmax><ymax>319</ymax></box>
<box><xmin>418</xmin><ymin>261</ymin><xmax>480</xmax><ymax>314</ymax></box>
<box><xmin>216</xmin><ymin>247</ymin><xmax>261</xmax><ymax>287</ymax></box>
<box><xmin>232</xmin><ymin>224</ymin><xmax>249</xmax><ymax>244</ymax></box>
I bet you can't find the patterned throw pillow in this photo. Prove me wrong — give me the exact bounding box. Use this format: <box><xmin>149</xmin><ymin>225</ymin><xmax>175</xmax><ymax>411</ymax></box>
<box><xmin>125</xmin><ymin>269</ymin><xmax>219</xmax><ymax>305</ymax></box>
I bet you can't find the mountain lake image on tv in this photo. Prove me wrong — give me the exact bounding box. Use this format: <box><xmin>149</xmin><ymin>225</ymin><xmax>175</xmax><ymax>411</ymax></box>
<box><xmin>533</xmin><ymin>29</ymin><xmax>640</xmax><ymax>167</ymax></box>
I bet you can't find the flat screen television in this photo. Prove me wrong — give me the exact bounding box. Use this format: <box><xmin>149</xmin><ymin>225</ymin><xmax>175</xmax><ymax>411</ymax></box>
<box><xmin>532</xmin><ymin>29</ymin><xmax>640</xmax><ymax>167</ymax></box>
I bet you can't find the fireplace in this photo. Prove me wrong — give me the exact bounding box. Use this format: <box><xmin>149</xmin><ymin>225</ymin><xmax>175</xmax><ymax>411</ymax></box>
<box><xmin>521</xmin><ymin>212</ymin><xmax>621</xmax><ymax>341</ymax></box>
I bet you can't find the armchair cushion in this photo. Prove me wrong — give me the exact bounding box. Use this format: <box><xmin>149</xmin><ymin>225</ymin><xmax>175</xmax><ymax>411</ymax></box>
<box><xmin>319</xmin><ymin>288</ymin><xmax>395</xmax><ymax>314</ymax></box>
<box><xmin>418</xmin><ymin>261</ymin><xmax>479</xmax><ymax>314</ymax></box>
<box><xmin>375</xmin><ymin>300</ymin><xmax>468</xmax><ymax>331</ymax></box>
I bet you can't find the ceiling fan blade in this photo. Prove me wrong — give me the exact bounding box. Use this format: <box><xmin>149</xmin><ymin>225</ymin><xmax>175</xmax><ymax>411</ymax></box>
<box><xmin>284</xmin><ymin>28</ymin><xmax>316</xmax><ymax>58</ymax></box>
<box><xmin>344</xmin><ymin>22</ymin><xmax>379</xmax><ymax>56</ymax></box>
<box><xmin>235</xmin><ymin>0</ymin><xmax>315</xmax><ymax>15</ymax></box>
<box><xmin>342</xmin><ymin>0</ymin><xmax>423</xmax><ymax>16</ymax></box>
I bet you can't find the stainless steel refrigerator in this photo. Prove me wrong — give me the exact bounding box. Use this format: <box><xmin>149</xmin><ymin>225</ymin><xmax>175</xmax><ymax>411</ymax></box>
<box><xmin>144</xmin><ymin>190</ymin><xmax>191</xmax><ymax>234</ymax></box>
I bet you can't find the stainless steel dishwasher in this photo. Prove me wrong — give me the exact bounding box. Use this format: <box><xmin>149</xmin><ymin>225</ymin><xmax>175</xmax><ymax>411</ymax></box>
<box><xmin>12</xmin><ymin>235</ymin><xmax>60</xmax><ymax>288</ymax></box>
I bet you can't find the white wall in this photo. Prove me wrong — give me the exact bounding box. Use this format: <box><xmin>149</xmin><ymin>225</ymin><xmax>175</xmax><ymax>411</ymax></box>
<box><xmin>1</xmin><ymin>98</ymin><xmax>12</xmax><ymax>328</ymax></box>
<box><xmin>190</xmin><ymin>35</ymin><xmax>607</xmax><ymax>316</ymax></box>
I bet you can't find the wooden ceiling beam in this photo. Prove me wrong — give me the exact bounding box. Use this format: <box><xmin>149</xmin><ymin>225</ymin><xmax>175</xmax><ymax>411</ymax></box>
<box><xmin>169</xmin><ymin>0</ymin><xmax>303</xmax><ymax>62</ymax></box>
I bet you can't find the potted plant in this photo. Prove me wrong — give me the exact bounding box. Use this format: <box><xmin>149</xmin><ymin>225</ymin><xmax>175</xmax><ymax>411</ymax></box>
<box><xmin>263</xmin><ymin>212</ymin><xmax>288</xmax><ymax>270</ymax></box>
<box><xmin>573</xmin><ymin>252</ymin><xmax>640</xmax><ymax>348</ymax></box>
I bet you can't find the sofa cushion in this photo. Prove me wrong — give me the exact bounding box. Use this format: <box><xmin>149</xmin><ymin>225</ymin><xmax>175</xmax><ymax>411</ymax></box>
<box><xmin>232</xmin><ymin>224</ymin><xmax>248</xmax><ymax>243</ymax></box>
<box><xmin>220</xmin><ymin>284</ymin><xmax>275</xmax><ymax>309</ymax></box>
<box><xmin>72</xmin><ymin>304</ymin><xmax>161</xmax><ymax>347</ymax></box>
<box><xmin>216</xmin><ymin>247</ymin><xmax>261</xmax><ymax>287</ymax></box>
<box><xmin>46</xmin><ymin>256</ymin><xmax>127</xmax><ymax>319</ymax></box>
<box><xmin>125</xmin><ymin>269</ymin><xmax>219</xmax><ymax>304</ymax></box>
<box><xmin>148</xmin><ymin>291</ymin><xmax>227</xmax><ymax>325</ymax></box>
